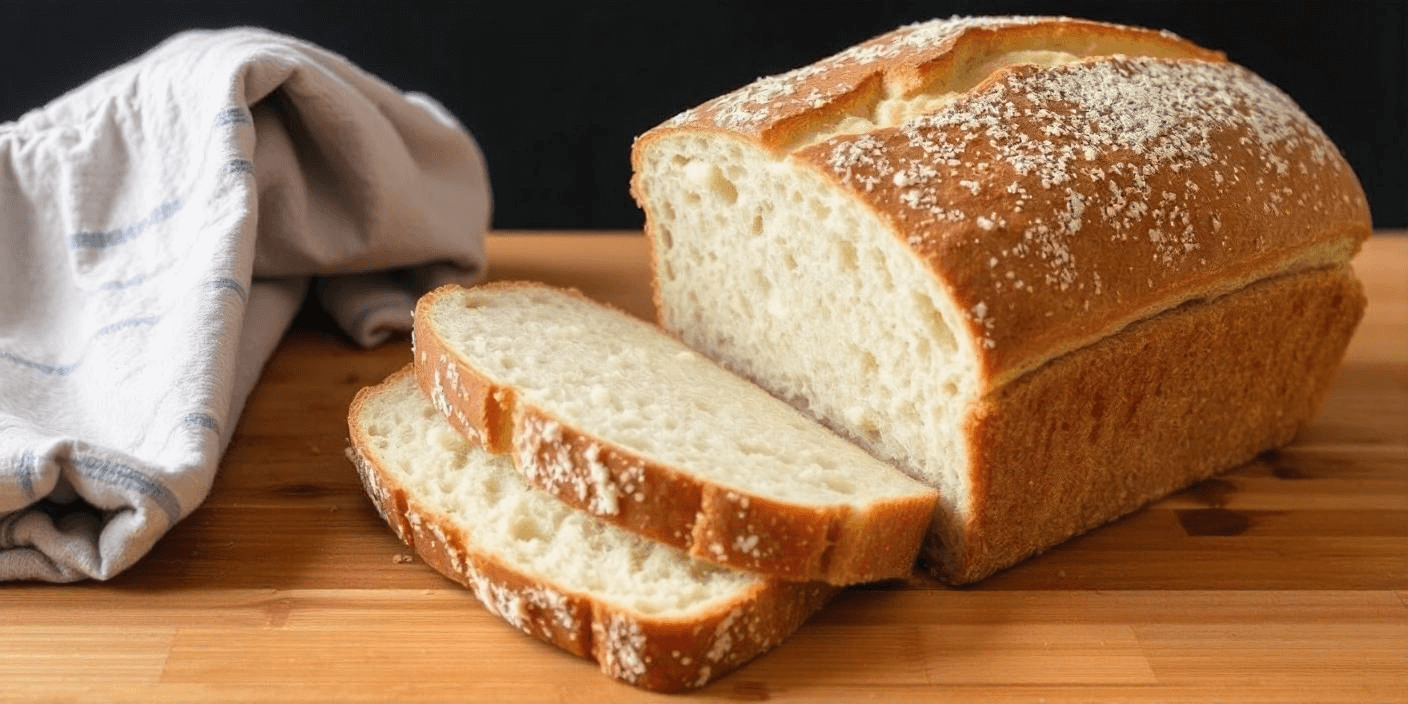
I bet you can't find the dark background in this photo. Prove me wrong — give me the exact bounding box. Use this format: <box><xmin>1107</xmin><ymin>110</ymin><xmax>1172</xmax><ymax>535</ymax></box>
<box><xmin>2</xmin><ymin>1</ymin><xmax>1403</xmax><ymax>230</ymax></box>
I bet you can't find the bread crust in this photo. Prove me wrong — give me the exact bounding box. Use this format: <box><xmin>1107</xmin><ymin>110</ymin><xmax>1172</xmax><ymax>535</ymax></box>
<box><xmin>631</xmin><ymin>17</ymin><xmax>1223</xmax><ymax>152</ymax></box>
<box><xmin>631</xmin><ymin>16</ymin><xmax>1372</xmax><ymax>387</ymax></box>
<box><xmin>935</xmin><ymin>264</ymin><xmax>1366</xmax><ymax>582</ymax></box>
<box><xmin>413</xmin><ymin>282</ymin><xmax>938</xmax><ymax>585</ymax></box>
<box><xmin>348</xmin><ymin>368</ymin><xmax>837</xmax><ymax>691</ymax></box>
<box><xmin>630</xmin><ymin>16</ymin><xmax>1374</xmax><ymax>584</ymax></box>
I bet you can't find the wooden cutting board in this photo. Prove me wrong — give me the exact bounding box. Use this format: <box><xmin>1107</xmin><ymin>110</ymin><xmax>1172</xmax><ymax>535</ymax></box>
<box><xmin>5</xmin><ymin>232</ymin><xmax>1405</xmax><ymax>703</ymax></box>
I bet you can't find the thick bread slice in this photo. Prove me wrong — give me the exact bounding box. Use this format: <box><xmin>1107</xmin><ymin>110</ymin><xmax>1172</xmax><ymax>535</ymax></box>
<box><xmin>412</xmin><ymin>282</ymin><xmax>939</xmax><ymax>585</ymax></box>
<box><xmin>630</xmin><ymin>16</ymin><xmax>1372</xmax><ymax>582</ymax></box>
<box><xmin>349</xmin><ymin>367</ymin><xmax>835</xmax><ymax>692</ymax></box>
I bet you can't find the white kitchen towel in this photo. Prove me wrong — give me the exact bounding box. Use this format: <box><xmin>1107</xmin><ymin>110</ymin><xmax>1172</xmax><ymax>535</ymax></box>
<box><xmin>0</xmin><ymin>28</ymin><xmax>491</xmax><ymax>581</ymax></box>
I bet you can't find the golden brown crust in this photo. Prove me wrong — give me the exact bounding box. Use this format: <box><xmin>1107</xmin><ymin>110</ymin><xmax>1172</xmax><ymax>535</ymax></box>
<box><xmin>631</xmin><ymin>16</ymin><xmax>1372</xmax><ymax>388</ymax></box>
<box><xmin>796</xmin><ymin>56</ymin><xmax>1369</xmax><ymax>387</ymax></box>
<box><xmin>513</xmin><ymin>405</ymin><xmax>838</xmax><ymax>579</ymax></box>
<box><xmin>630</xmin><ymin>15</ymin><xmax>1373</xmax><ymax>584</ymax></box>
<box><xmin>347</xmin><ymin>368</ymin><xmax>838</xmax><ymax>691</ymax></box>
<box><xmin>586</xmin><ymin>578</ymin><xmax>835</xmax><ymax>691</ymax></box>
<box><xmin>636</xmin><ymin>16</ymin><xmax>1222</xmax><ymax>152</ymax></box>
<box><xmin>413</xmin><ymin>282</ymin><xmax>938</xmax><ymax>585</ymax></box>
<box><xmin>412</xmin><ymin>294</ymin><xmax>516</xmax><ymax>454</ymax></box>
<box><xmin>931</xmin><ymin>265</ymin><xmax>1366</xmax><ymax>583</ymax></box>
<box><xmin>514</xmin><ymin>404</ymin><xmax>705</xmax><ymax>547</ymax></box>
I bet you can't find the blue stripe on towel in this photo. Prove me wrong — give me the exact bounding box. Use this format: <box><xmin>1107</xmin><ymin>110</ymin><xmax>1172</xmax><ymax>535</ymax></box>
<box><xmin>224</xmin><ymin>159</ymin><xmax>253</xmax><ymax>175</ymax></box>
<box><xmin>207</xmin><ymin>277</ymin><xmax>247</xmax><ymax>301</ymax></box>
<box><xmin>16</xmin><ymin>450</ymin><xmax>37</xmax><ymax>501</ymax></box>
<box><xmin>95</xmin><ymin>316</ymin><xmax>158</xmax><ymax>336</ymax></box>
<box><xmin>70</xmin><ymin>198</ymin><xmax>183</xmax><ymax>250</ymax></box>
<box><xmin>100</xmin><ymin>273</ymin><xmax>150</xmax><ymax>291</ymax></box>
<box><xmin>69</xmin><ymin>456</ymin><xmax>181</xmax><ymax>523</ymax></box>
<box><xmin>0</xmin><ymin>351</ymin><xmax>80</xmax><ymax>376</ymax></box>
<box><xmin>215</xmin><ymin>107</ymin><xmax>250</xmax><ymax>126</ymax></box>
<box><xmin>184</xmin><ymin>413</ymin><xmax>220</xmax><ymax>434</ymax></box>
<box><xmin>0</xmin><ymin>315</ymin><xmax>158</xmax><ymax>376</ymax></box>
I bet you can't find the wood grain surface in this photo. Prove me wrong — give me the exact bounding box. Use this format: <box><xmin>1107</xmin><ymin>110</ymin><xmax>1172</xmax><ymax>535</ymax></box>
<box><xmin>4</xmin><ymin>232</ymin><xmax>1405</xmax><ymax>703</ymax></box>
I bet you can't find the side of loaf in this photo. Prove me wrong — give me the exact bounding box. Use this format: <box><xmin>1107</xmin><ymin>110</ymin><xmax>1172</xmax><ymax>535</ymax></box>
<box><xmin>349</xmin><ymin>367</ymin><xmax>835</xmax><ymax>691</ymax></box>
<box><xmin>411</xmin><ymin>282</ymin><xmax>939</xmax><ymax>585</ymax></box>
<box><xmin>630</xmin><ymin>16</ymin><xmax>1373</xmax><ymax>582</ymax></box>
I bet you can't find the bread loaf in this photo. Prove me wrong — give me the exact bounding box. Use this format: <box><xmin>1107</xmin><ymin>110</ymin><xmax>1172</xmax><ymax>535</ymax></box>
<box><xmin>349</xmin><ymin>367</ymin><xmax>835</xmax><ymax>691</ymax></box>
<box><xmin>630</xmin><ymin>16</ymin><xmax>1371</xmax><ymax>583</ymax></box>
<box><xmin>411</xmin><ymin>282</ymin><xmax>939</xmax><ymax>584</ymax></box>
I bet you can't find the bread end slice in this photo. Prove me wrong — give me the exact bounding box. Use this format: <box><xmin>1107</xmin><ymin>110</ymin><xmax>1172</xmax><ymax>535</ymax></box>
<box><xmin>350</xmin><ymin>367</ymin><xmax>836</xmax><ymax>691</ymax></box>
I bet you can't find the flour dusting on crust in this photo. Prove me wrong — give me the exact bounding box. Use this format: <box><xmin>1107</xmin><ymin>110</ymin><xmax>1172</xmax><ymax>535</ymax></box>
<box><xmin>811</xmin><ymin>55</ymin><xmax>1354</xmax><ymax>360</ymax></box>
<box><xmin>671</xmin><ymin>16</ymin><xmax>1050</xmax><ymax>131</ymax></box>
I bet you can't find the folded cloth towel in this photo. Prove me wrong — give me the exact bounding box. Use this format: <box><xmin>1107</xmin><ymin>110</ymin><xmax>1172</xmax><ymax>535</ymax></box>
<box><xmin>0</xmin><ymin>28</ymin><xmax>492</xmax><ymax>581</ymax></box>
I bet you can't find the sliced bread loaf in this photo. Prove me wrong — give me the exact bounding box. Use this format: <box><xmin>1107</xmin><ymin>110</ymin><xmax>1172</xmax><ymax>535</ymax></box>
<box><xmin>349</xmin><ymin>367</ymin><xmax>835</xmax><ymax>691</ymax></box>
<box><xmin>630</xmin><ymin>16</ymin><xmax>1371</xmax><ymax>582</ymax></box>
<box><xmin>411</xmin><ymin>282</ymin><xmax>939</xmax><ymax>585</ymax></box>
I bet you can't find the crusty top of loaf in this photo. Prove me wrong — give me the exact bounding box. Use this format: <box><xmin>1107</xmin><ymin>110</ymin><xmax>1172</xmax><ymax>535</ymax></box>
<box><xmin>634</xmin><ymin>16</ymin><xmax>1371</xmax><ymax>385</ymax></box>
<box><xmin>649</xmin><ymin>16</ymin><xmax>1221</xmax><ymax>147</ymax></box>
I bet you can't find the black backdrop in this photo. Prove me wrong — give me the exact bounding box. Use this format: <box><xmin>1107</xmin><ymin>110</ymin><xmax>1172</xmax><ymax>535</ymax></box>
<box><xmin>3</xmin><ymin>1</ymin><xmax>1403</xmax><ymax>229</ymax></box>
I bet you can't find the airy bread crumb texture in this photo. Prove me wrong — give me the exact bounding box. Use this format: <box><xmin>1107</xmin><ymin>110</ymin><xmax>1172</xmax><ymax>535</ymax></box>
<box><xmin>641</xmin><ymin>135</ymin><xmax>978</xmax><ymax>523</ymax></box>
<box><xmin>356</xmin><ymin>372</ymin><xmax>760</xmax><ymax>615</ymax></box>
<box><xmin>428</xmin><ymin>285</ymin><xmax>927</xmax><ymax>507</ymax></box>
<box><xmin>352</xmin><ymin>370</ymin><xmax>836</xmax><ymax>690</ymax></box>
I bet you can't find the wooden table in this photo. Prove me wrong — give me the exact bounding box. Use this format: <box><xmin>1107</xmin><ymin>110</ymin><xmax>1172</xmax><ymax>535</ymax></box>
<box><xmin>6</xmin><ymin>232</ymin><xmax>1406</xmax><ymax>703</ymax></box>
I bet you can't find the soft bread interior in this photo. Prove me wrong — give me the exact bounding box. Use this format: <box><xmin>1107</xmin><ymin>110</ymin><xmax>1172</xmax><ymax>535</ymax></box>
<box><xmin>425</xmin><ymin>285</ymin><xmax>927</xmax><ymax>507</ymax></box>
<box><xmin>638</xmin><ymin>134</ymin><xmax>975</xmax><ymax>521</ymax></box>
<box><xmin>354</xmin><ymin>371</ymin><xmax>761</xmax><ymax>615</ymax></box>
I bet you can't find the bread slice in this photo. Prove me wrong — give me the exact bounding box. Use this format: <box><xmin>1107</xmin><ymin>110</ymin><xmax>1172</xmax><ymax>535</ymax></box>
<box><xmin>411</xmin><ymin>282</ymin><xmax>939</xmax><ymax>585</ymax></box>
<box><xmin>630</xmin><ymin>17</ymin><xmax>1372</xmax><ymax>582</ymax></box>
<box><xmin>349</xmin><ymin>367</ymin><xmax>835</xmax><ymax>691</ymax></box>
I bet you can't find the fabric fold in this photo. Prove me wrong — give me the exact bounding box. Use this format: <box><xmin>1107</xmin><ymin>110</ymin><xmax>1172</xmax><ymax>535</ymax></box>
<box><xmin>0</xmin><ymin>27</ymin><xmax>491</xmax><ymax>581</ymax></box>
